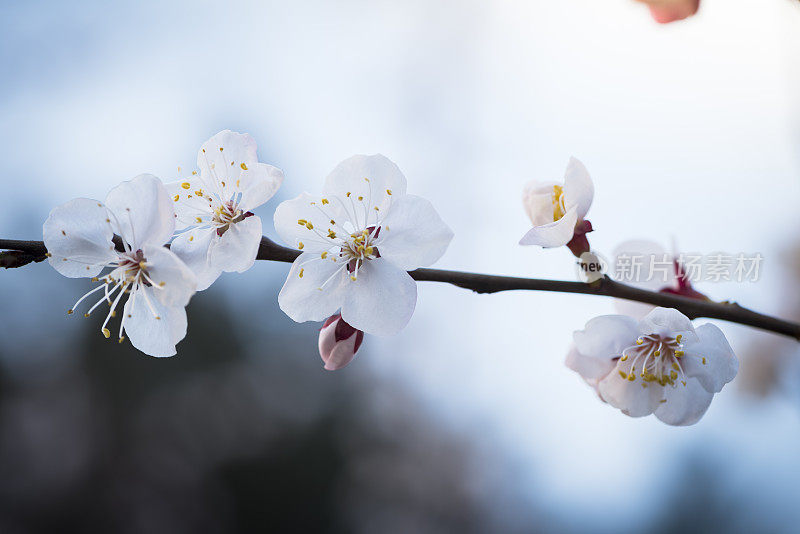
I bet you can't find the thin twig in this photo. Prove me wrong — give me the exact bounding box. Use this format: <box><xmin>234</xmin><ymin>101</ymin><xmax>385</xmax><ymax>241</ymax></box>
<box><xmin>3</xmin><ymin>237</ymin><xmax>799</xmax><ymax>341</ymax></box>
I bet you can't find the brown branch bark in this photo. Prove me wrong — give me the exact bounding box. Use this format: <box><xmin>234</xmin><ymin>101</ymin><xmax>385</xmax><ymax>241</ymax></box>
<box><xmin>3</xmin><ymin>237</ymin><xmax>799</xmax><ymax>341</ymax></box>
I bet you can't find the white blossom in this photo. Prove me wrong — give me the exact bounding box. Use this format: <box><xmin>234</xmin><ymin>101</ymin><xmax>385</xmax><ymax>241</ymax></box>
<box><xmin>519</xmin><ymin>157</ymin><xmax>594</xmax><ymax>248</ymax></box>
<box><xmin>43</xmin><ymin>175</ymin><xmax>197</xmax><ymax>357</ymax></box>
<box><xmin>166</xmin><ymin>130</ymin><xmax>284</xmax><ymax>290</ymax></box>
<box><xmin>566</xmin><ymin>307</ymin><xmax>737</xmax><ymax>426</ymax></box>
<box><xmin>275</xmin><ymin>154</ymin><xmax>453</xmax><ymax>336</ymax></box>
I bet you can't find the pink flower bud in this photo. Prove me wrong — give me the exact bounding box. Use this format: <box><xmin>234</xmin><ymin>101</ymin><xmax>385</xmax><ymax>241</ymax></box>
<box><xmin>636</xmin><ymin>0</ymin><xmax>700</xmax><ymax>24</ymax></box>
<box><xmin>318</xmin><ymin>314</ymin><xmax>364</xmax><ymax>371</ymax></box>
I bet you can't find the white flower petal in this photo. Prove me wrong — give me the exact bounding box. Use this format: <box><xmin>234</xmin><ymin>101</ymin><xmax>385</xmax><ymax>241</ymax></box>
<box><xmin>164</xmin><ymin>180</ymin><xmax>215</xmax><ymax>228</ymax></box>
<box><xmin>377</xmin><ymin>194</ymin><xmax>453</xmax><ymax>270</ymax></box>
<box><xmin>170</xmin><ymin>227</ymin><xmax>222</xmax><ymax>291</ymax></box>
<box><xmin>654</xmin><ymin>377</ymin><xmax>714</xmax><ymax>426</ymax></box>
<box><xmin>518</xmin><ymin>205</ymin><xmax>578</xmax><ymax>248</ymax></box>
<box><xmin>322</xmin><ymin>154</ymin><xmax>408</xmax><ymax>216</ymax></box>
<box><xmin>570</xmin><ymin>315</ymin><xmax>640</xmax><ymax>380</ymax></box>
<box><xmin>122</xmin><ymin>287</ymin><xmax>187</xmax><ymax>357</ymax></box>
<box><xmin>197</xmin><ymin>130</ymin><xmax>279</xmax><ymax>206</ymax></box>
<box><xmin>43</xmin><ymin>197</ymin><xmax>117</xmax><ymax>278</ymax></box>
<box><xmin>566</xmin><ymin>344</ymin><xmax>617</xmax><ymax>383</ymax></box>
<box><xmin>597</xmin><ymin>364</ymin><xmax>663</xmax><ymax>417</ymax></box>
<box><xmin>239</xmin><ymin>163</ymin><xmax>284</xmax><ymax>212</ymax></box>
<box><xmin>341</xmin><ymin>258</ymin><xmax>417</xmax><ymax>336</ymax></box>
<box><xmin>522</xmin><ymin>181</ymin><xmax>559</xmax><ymax>227</ymax></box>
<box><xmin>638</xmin><ymin>307</ymin><xmax>697</xmax><ymax>340</ymax></box>
<box><xmin>105</xmin><ymin>174</ymin><xmax>175</xmax><ymax>248</ymax></box>
<box><xmin>208</xmin><ymin>215</ymin><xmax>262</xmax><ymax>273</ymax></box>
<box><xmin>562</xmin><ymin>157</ymin><xmax>594</xmax><ymax>220</ymax></box>
<box><xmin>681</xmin><ymin>323</ymin><xmax>738</xmax><ymax>393</ymax></box>
<box><xmin>140</xmin><ymin>245</ymin><xmax>197</xmax><ymax>308</ymax></box>
<box><xmin>278</xmin><ymin>253</ymin><xmax>349</xmax><ymax>323</ymax></box>
<box><xmin>273</xmin><ymin>193</ymin><xmax>347</xmax><ymax>253</ymax></box>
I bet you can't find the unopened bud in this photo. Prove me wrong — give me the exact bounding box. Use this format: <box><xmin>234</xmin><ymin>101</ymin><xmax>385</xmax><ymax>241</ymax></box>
<box><xmin>318</xmin><ymin>313</ymin><xmax>364</xmax><ymax>371</ymax></box>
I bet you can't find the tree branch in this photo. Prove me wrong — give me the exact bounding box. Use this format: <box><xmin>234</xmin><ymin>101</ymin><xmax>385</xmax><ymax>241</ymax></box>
<box><xmin>3</xmin><ymin>237</ymin><xmax>799</xmax><ymax>341</ymax></box>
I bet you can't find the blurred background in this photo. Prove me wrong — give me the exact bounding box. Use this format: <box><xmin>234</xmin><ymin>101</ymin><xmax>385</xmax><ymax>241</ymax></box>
<box><xmin>2</xmin><ymin>0</ymin><xmax>800</xmax><ymax>532</ymax></box>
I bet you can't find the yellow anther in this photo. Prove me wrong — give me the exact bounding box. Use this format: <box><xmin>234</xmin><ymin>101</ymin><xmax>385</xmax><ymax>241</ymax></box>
<box><xmin>675</xmin><ymin>350</ymin><xmax>684</xmax><ymax>357</ymax></box>
<box><xmin>636</xmin><ymin>339</ymin><xmax>643</xmax><ymax>345</ymax></box>
<box><xmin>653</xmin><ymin>350</ymin><xmax>660</xmax><ymax>357</ymax></box>
<box><xmin>386</xmin><ymin>189</ymin><xmax>392</xmax><ymax>195</ymax></box>
<box><xmin>240</xmin><ymin>162</ymin><xmax>248</xmax><ymax>170</ymax></box>
<box><xmin>106</xmin><ymin>218</ymin><xmax>111</xmax><ymax>223</ymax></box>
<box><xmin>681</xmin><ymin>380</ymin><xmax>687</xmax><ymax>386</ymax></box>
<box><xmin>67</xmin><ymin>309</ymin><xmax>74</xmax><ymax>315</ymax></box>
<box><xmin>91</xmin><ymin>277</ymin><xmax>98</xmax><ymax>282</ymax></box>
<box><xmin>84</xmin><ymin>312</ymin><xmax>90</xmax><ymax>317</ymax></box>
<box><xmin>364</xmin><ymin>177</ymin><xmax>370</xmax><ymax>182</ymax></box>
<box><xmin>195</xmin><ymin>217</ymin><xmax>203</xmax><ymax>223</ymax></box>
<box><xmin>298</xmin><ymin>268</ymin><xmax>305</xmax><ymax>278</ymax></box>
<box><xmin>327</xmin><ymin>230</ymin><xmax>337</xmax><ymax>239</ymax></box>
<box><xmin>618</xmin><ymin>370</ymin><xmax>627</xmax><ymax>379</ymax></box>
<box><xmin>672</xmin><ymin>362</ymin><xmax>679</xmax><ymax>371</ymax></box>
<box><xmin>158</xmin><ymin>281</ymin><xmax>165</xmax><ymax>287</ymax></box>
<box><xmin>374</xmin><ymin>206</ymin><xmax>379</xmax><ymax>211</ymax></box>
<box><xmin>366</xmin><ymin>246</ymin><xmax>374</xmax><ymax>255</ymax></box>
<box><xmin>173</xmin><ymin>194</ymin><xmax>180</xmax><ymax>201</ymax></box>
<box><xmin>45</xmin><ymin>252</ymin><xmax>52</xmax><ymax>258</ymax></box>
<box><xmin>628</xmin><ymin>374</ymin><xmax>635</xmax><ymax>382</ymax></box>
<box><xmin>330</xmin><ymin>219</ymin><xmax>335</xmax><ymax>225</ymax></box>
<box><xmin>350</xmin><ymin>275</ymin><xmax>357</xmax><ymax>281</ymax></box>
<box><xmin>181</xmin><ymin>182</ymin><xmax>191</xmax><ymax>189</ymax></box>
<box><xmin>297</xmin><ymin>218</ymin><xmax>307</xmax><ymax>225</ymax></box>
<box><xmin>676</xmin><ymin>335</ymin><xmax>682</xmax><ymax>343</ymax></box>
<box><xmin>236</xmin><ymin>179</ymin><xmax>240</xmax><ymax>188</ymax></box>
<box><xmin>61</xmin><ymin>230</ymin><xmax>66</xmax><ymax>235</ymax></box>
<box><xmin>111</xmin><ymin>311</ymin><xmax>116</xmax><ymax>318</ymax></box>
<box><xmin>346</xmin><ymin>192</ymin><xmax>351</xmax><ymax>197</ymax></box>
<box><xmin>358</xmin><ymin>196</ymin><xmax>363</xmax><ymax>201</ymax></box>
<box><xmin>219</xmin><ymin>147</ymin><xmax>224</xmax><ymax>152</ymax></box>
<box><xmin>321</xmin><ymin>198</ymin><xmax>329</xmax><ymax>205</ymax></box>
<box><xmin>97</xmin><ymin>202</ymin><xmax>102</xmax><ymax>207</ymax></box>
<box><xmin>298</xmin><ymin>242</ymin><xmax>304</xmax><ymax>250</ymax></box>
<box><xmin>155</xmin><ymin>316</ymin><xmax>161</xmax><ymax>320</ymax></box>
<box><xmin>659</xmin><ymin>399</ymin><xmax>667</xmax><ymax>404</ymax></box>
<box><xmin>194</xmin><ymin>189</ymin><xmax>203</xmax><ymax>196</ymax></box>
<box><xmin>321</xmin><ymin>252</ymin><xmax>328</xmax><ymax>259</ymax></box>
<box><xmin>702</xmin><ymin>357</ymin><xmax>707</xmax><ymax>365</ymax></box>
<box><xmin>221</xmin><ymin>181</ymin><xmax>226</xmax><ymax>187</ymax></box>
<box><xmin>189</xmin><ymin>236</ymin><xmax>194</xmax><ymax>242</ymax></box>
<box><xmin>230</xmin><ymin>161</ymin><xmax>234</xmax><ymax>166</ymax></box>
<box><xmin>620</xmin><ymin>354</ymin><xmax>628</xmax><ymax>362</ymax></box>
<box><xmin>102</xmin><ymin>328</ymin><xmax>111</xmax><ymax>338</ymax></box>
<box><xmin>118</xmin><ymin>336</ymin><xmax>125</xmax><ymax>344</ymax></box>
<box><xmin>305</xmin><ymin>222</ymin><xmax>314</xmax><ymax>230</ymax></box>
<box><xmin>192</xmin><ymin>170</ymin><xmax>197</xmax><ymax>175</ymax></box>
<box><xmin>138</xmin><ymin>261</ymin><xmax>147</xmax><ymax>270</ymax></box>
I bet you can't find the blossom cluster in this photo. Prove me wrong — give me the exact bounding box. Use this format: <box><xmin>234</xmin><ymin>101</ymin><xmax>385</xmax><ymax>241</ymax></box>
<box><xmin>520</xmin><ymin>159</ymin><xmax>738</xmax><ymax>426</ymax></box>
<box><xmin>44</xmin><ymin>131</ymin><xmax>452</xmax><ymax>365</ymax></box>
<box><xmin>43</xmin><ymin>134</ymin><xmax>738</xmax><ymax>427</ymax></box>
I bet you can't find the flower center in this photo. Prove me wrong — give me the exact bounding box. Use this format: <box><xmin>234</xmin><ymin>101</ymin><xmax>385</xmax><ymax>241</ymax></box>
<box><xmin>212</xmin><ymin>200</ymin><xmax>252</xmax><ymax>236</ymax></box>
<box><xmin>66</xmin><ymin>248</ymin><xmax>168</xmax><ymax>343</ymax></box>
<box><xmin>552</xmin><ymin>185</ymin><xmax>567</xmax><ymax>221</ymax></box>
<box><xmin>341</xmin><ymin>226</ymin><xmax>381</xmax><ymax>278</ymax></box>
<box><xmin>616</xmin><ymin>334</ymin><xmax>688</xmax><ymax>387</ymax></box>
